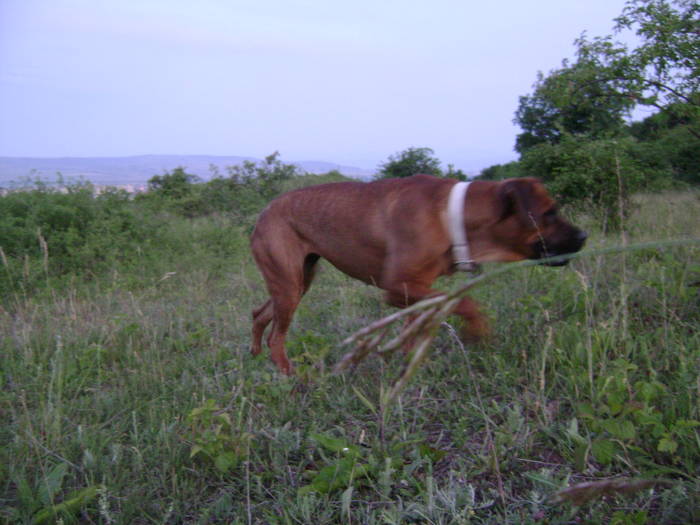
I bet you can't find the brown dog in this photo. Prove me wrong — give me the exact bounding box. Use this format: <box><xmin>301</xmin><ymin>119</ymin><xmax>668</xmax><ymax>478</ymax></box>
<box><xmin>250</xmin><ymin>175</ymin><xmax>586</xmax><ymax>374</ymax></box>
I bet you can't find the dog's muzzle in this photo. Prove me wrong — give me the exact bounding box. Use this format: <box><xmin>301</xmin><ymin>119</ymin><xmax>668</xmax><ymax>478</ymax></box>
<box><xmin>532</xmin><ymin>229</ymin><xmax>588</xmax><ymax>266</ymax></box>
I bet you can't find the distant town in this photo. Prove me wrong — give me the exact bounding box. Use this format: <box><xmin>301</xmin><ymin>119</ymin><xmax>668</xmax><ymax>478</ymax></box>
<box><xmin>0</xmin><ymin>154</ymin><xmax>374</xmax><ymax>191</ymax></box>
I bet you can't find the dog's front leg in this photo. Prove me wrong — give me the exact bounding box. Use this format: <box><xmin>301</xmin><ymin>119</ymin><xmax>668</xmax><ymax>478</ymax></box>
<box><xmin>383</xmin><ymin>280</ymin><xmax>438</xmax><ymax>309</ymax></box>
<box><xmin>383</xmin><ymin>281</ymin><xmax>439</xmax><ymax>355</ymax></box>
<box><xmin>383</xmin><ymin>280</ymin><xmax>490</xmax><ymax>343</ymax></box>
<box><xmin>454</xmin><ymin>296</ymin><xmax>490</xmax><ymax>340</ymax></box>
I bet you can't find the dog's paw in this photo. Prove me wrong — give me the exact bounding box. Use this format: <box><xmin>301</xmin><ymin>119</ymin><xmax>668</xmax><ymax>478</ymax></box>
<box><xmin>461</xmin><ymin>314</ymin><xmax>491</xmax><ymax>342</ymax></box>
<box><xmin>272</xmin><ymin>357</ymin><xmax>295</xmax><ymax>376</ymax></box>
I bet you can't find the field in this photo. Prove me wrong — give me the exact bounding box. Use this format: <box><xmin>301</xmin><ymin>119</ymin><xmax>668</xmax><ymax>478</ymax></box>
<box><xmin>1</xmin><ymin>187</ymin><xmax>699</xmax><ymax>524</ymax></box>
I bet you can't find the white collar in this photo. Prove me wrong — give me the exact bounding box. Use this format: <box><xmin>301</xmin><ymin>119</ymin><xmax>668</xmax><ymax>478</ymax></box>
<box><xmin>447</xmin><ymin>181</ymin><xmax>480</xmax><ymax>272</ymax></box>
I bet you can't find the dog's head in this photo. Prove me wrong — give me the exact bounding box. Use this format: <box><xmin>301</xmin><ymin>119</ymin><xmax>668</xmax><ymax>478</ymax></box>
<box><xmin>492</xmin><ymin>178</ymin><xmax>587</xmax><ymax>266</ymax></box>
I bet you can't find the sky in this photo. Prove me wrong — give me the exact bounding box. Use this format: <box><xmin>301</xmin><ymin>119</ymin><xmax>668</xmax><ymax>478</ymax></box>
<box><xmin>0</xmin><ymin>0</ymin><xmax>635</xmax><ymax>174</ymax></box>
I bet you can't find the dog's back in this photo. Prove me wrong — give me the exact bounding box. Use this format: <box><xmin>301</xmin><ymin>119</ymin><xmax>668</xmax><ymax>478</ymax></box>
<box><xmin>253</xmin><ymin>175</ymin><xmax>450</xmax><ymax>283</ymax></box>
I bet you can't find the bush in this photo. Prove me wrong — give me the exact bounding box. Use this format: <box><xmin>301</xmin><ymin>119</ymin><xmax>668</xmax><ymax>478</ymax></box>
<box><xmin>137</xmin><ymin>153</ymin><xmax>303</xmax><ymax>220</ymax></box>
<box><xmin>0</xmin><ymin>182</ymin><xmax>157</xmax><ymax>297</ymax></box>
<box><xmin>629</xmin><ymin>111</ymin><xmax>700</xmax><ymax>185</ymax></box>
<box><xmin>0</xmin><ymin>160</ymin><xmax>354</xmax><ymax>298</ymax></box>
<box><xmin>476</xmin><ymin>161</ymin><xmax>525</xmax><ymax>181</ymax></box>
<box><xmin>520</xmin><ymin>134</ymin><xmax>671</xmax><ymax>230</ymax></box>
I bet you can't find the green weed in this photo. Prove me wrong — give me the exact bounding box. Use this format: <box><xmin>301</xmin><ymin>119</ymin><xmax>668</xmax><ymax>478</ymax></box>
<box><xmin>1</xmin><ymin>188</ymin><xmax>698</xmax><ymax>523</ymax></box>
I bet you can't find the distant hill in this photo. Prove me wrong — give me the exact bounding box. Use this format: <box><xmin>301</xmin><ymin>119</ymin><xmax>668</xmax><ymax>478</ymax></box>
<box><xmin>0</xmin><ymin>155</ymin><xmax>373</xmax><ymax>187</ymax></box>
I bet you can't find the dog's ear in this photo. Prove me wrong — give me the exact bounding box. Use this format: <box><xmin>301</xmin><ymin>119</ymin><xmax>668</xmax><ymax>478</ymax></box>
<box><xmin>497</xmin><ymin>178</ymin><xmax>540</xmax><ymax>225</ymax></box>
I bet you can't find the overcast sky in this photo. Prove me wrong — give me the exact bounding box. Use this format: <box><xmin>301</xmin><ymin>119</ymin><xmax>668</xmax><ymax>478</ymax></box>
<box><xmin>0</xmin><ymin>0</ymin><xmax>635</xmax><ymax>173</ymax></box>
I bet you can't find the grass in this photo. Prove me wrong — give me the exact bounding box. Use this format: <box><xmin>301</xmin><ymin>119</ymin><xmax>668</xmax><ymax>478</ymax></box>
<box><xmin>1</xmin><ymin>190</ymin><xmax>699</xmax><ymax>524</ymax></box>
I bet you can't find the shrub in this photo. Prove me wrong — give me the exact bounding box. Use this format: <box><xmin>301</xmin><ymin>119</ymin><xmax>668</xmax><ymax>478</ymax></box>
<box><xmin>0</xmin><ymin>181</ymin><xmax>156</xmax><ymax>296</ymax></box>
<box><xmin>137</xmin><ymin>153</ymin><xmax>303</xmax><ymax>220</ymax></box>
<box><xmin>520</xmin><ymin>134</ymin><xmax>671</xmax><ymax>230</ymax></box>
<box><xmin>476</xmin><ymin>161</ymin><xmax>525</xmax><ymax>181</ymax></box>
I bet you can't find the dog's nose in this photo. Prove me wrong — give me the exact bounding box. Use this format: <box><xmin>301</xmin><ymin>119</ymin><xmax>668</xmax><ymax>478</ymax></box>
<box><xmin>577</xmin><ymin>230</ymin><xmax>588</xmax><ymax>243</ymax></box>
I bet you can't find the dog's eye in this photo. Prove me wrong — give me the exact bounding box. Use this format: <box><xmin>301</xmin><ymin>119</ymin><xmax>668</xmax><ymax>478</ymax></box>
<box><xmin>543</xmin><ymin>208</ymin><xmax>557</xmax><ymax>218</ymax></box>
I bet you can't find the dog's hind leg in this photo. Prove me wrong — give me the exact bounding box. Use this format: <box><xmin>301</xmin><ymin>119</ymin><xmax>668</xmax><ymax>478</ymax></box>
<box><xmin>251</xmin><ymin>299</ymin><xmax>273</xmax><ymax>356</ymax></box>
<box><xmin>302</xmin><ymin>254</ymin><xmax>320</xmax><ymax>293</ymax></box>
<box><xmin>265</xmin><ymin>254</ymin><xmax>320</xmax><ymax>374</ymax></box>
<box><xmin>266</xmin><ymin>295</ymin><xmax>300</xmax><ymax>375</ymax></box>
<box><xmin>250</xmin><ymin>254</ymin><xmax>319</xmax><ymax>360</ymax></box>
<box><xmin>251</xmin><ymin>222</ymin><xmax>319</xmax><ymax>374</ymax></box>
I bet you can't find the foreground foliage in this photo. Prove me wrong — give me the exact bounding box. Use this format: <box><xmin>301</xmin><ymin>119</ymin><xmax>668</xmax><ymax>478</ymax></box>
<box><xmin>1</xmin><ymin>182</ymin><xmax>698</xmax><ymax>523</ymax></box>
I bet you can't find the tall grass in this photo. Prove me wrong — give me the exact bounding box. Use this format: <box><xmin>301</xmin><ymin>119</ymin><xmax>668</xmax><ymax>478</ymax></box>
<box><xmin>1</xmin><ymin>190</ymin><xmax>698</xmax><ymax>524</ymax></box>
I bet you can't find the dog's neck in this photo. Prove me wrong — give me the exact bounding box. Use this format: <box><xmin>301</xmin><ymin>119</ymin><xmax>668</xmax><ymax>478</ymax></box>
<box><xmin>447</xmin><ymin>181</ymin><xmax>480</xmax><ymax>273</ymax></box>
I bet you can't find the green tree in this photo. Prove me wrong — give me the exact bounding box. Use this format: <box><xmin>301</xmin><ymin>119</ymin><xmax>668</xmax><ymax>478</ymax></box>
<box><xmin>147</xmin><ymin>167</ymin><xmax>200</xmax><ymax>200</ymax></box>
<box><xmin>139</xmin><ymin>153</ymin><xmax>304</xmax><ymax>219</ymax></box>
<box><xmin>515</xmin><ymin>0</ymin><xmax>699</xmax><ymax>153</ymax></box>
<box><xmin>376</xmin><ymin>147</ymin><xmax>443</xmax><ymax>179</ymax></box>
<box><xmin>628</xmin><ymin>105</ymin><xmax>700</xmax><ymax>183</ymax></box>
<box><xmin>142</xmin><ymin>167</ymin><xmax>206</xmax><ymax>217</ymax></box>
<box><xmin>574</xmin><ymin>0</ymin><xmax>699</xmax><ymax>139</ymax></box>
<box><xmin>444</xmin><ymin>164</ymin><xmax>468</xmax><ymax>181</ymax></box>
<box><xmin>514</xmin><ymin>59</ymin><xmax>635</xmax><ymax>154</ymax></box>
<box><xmin>476</xmin><ymin>161</ymin><xmax>524</xmax><ymax>181</ymax></box>
<box><xmin>225</xmin><ymin>151</ymin><xmax>300</xmax><ymax>200</ymax></box>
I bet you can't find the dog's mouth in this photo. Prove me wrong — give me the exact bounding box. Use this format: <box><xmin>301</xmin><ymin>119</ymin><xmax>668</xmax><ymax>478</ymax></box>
<box><xmin>540</xmin><ymin>256</ymin><xmax>572</xmax><ymax>267</ymax></box>
<box><xmin>531</xmin><ymin>229</ymin><xmax>588</xmax><ymax>267</ymax></box>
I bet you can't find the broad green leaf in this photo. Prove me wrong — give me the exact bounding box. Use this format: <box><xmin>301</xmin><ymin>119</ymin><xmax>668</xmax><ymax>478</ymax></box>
<box><xmin>574</xmin><ymin>443</ymin><xmax>589</xmax><ymax>472</ymax></box>
<box><xmin>657</xmin><ymin>438</ymin><xmax>678</xmax><ymax>454</ymax></box>
<box><xmin>566</xmin><ymin>418</ymin><xmax>587</xmax><ymax>445</ymax></box>
<box><xmin>606</xmin><ymin>392</ymin><xmax>625</xmax><ymax>416</ymax></box>
<box><xmin>591</xmin><ymin>439</ymin><xmax>616</xmax><ymax>465</ymax></box>
<box><xmin>298</xmin><ymin>456</ymin><xmax>369</xmax><ymax>495</ymax></box>
<box><xmin>310</xmin><ymin>433</ymin><xmax>360</xmax><ymax>456</ymax></box>
<box><xmin>418</xmin><ymin>443</ymin><xmax>447</xmax><ymax>462</ymax></box>
<box><xmin>601</xmin><ymin>419</ymin><xmax>636</xmax><ymax>440</ymax></box>
<box><xmin>217</xmin><ymin>412</ymin><xmax>232</xmax><ymax>426</ymax></box>
<box><xmin>214</xmin><ymin>451</ymin><xmax>239</xmax><ymax>473</ymax></box>
<box><xmin>38</xmin><ymin>463</ymin><xmax>69</xmax><ymax>506</ymax></box>
<box><xmin>341</xmin><ymin>486</ymin><xmax>354</xmax><ymax>518</ymax></box>
<box><xmin>33</xmin><ymin>485</ymin><xmax>100</xmax><ymax>525</ymax></box>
